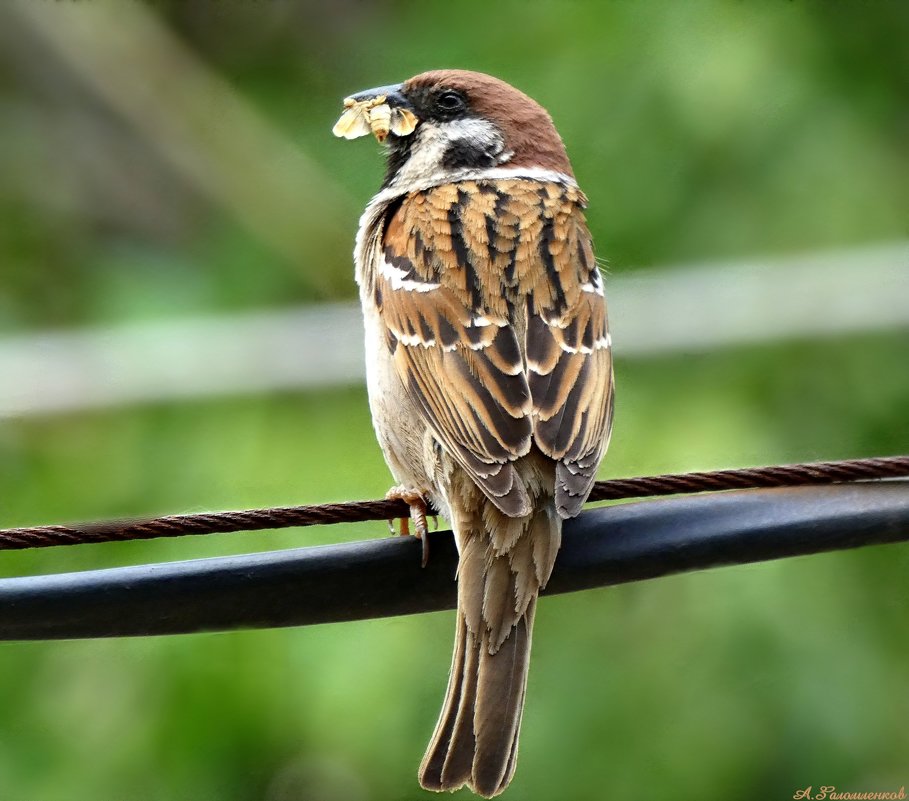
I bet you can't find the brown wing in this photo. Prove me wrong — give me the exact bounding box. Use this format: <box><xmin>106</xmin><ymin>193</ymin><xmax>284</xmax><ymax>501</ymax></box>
<box><xmin>523</xmin><ymin>183</ymin><xmax>614</xmax><ymax>516</ymax></box>
<box><xmin>371</xmin><ymin>179</ymin><xmax>613</xmax><ymax>518</ymax></box>
<box><xmin>374</xmin><ymin>182</ymin><xmax>534</xmax><ymax>516</ymax></box>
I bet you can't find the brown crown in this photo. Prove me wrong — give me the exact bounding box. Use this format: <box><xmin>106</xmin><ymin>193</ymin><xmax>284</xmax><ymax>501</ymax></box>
<box><xmin>402</xmin><ymin>70</ymin><xmax>574</xmax><ymax>177</ymax></box>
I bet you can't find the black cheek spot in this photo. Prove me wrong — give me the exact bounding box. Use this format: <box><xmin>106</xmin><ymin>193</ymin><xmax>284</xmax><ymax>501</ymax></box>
<box><xmin>441</xmin><ymin>139</ymin><xmax>498</xmax><ymax>171</ymax></box>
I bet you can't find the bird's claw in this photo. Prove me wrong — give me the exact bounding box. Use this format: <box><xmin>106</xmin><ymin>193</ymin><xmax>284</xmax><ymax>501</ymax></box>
<box><xmin>386</xmin><ymin>486</ymin><xmax>430</xmax><ymax>567</ymax></box>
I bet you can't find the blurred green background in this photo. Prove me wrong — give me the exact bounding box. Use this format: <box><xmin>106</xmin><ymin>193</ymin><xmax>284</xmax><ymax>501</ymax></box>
<box><xmin>1</xmin><ymin>1</ymin><xmax>908</xmax><ymax>800</ymax></box>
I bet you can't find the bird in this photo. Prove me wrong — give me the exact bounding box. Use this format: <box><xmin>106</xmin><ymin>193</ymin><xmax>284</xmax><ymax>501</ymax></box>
<box><xmin>333</xmin><ymin>69</ymin><xmax>614</xmax><ymax>797</ymax></box>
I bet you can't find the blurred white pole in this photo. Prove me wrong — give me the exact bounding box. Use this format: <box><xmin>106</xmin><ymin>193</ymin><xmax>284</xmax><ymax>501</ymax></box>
<box><xmin>0</xmin><ymin>241</ymin><xmax>906</xmax><ymax>418</ymax></box>
<box><xmin>0</xmin><ymin>304</ymin><xmax>364</xmax><ymax>418</ymax></box>
<box><xmin>612</xmin><ymin>240</ymin><xmax>909</xmax><ymax>354</ymax></box>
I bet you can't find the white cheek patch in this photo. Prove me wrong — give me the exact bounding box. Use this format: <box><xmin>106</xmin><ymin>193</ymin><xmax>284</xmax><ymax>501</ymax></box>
<box><xmin>444</xmin><ymin>118</ymin><xmax>506</xmax><ymax>160</ymax></box>
<box><xmin>389</xmin><ymin>118</ymin><xmax>506</xmax><ymax>190</ymax></box>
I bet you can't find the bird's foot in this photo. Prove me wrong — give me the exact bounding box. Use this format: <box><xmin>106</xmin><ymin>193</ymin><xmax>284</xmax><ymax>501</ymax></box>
<box><xmin>385</xmin><ymin>485</ymin><xmax>430</xmax><ymax>567</ymax></box>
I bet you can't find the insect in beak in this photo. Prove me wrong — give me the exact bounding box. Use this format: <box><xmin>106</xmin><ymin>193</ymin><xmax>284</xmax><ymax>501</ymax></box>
<box><xmin>332</xmin><ymin>90</ymin><xmax>419</xmax><ymax>143</ymax></box>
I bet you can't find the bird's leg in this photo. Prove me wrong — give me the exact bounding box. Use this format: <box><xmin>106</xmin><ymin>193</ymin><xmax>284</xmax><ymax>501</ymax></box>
<box><xmin>385</xmin><ymin>485</ymin><xmax>430</xmax><ymax>567</ymax></box>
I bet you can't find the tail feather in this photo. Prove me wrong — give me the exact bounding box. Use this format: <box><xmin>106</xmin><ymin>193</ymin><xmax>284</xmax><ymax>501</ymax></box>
<box><xmin>419</xmin><ymin>493</ymin><xmax>559</xmax><ymax>797</ymax></box>
<box><xmin>420</xmin><ymin>618</ymin><xmax>472</xmax><ymax>788</ymax></box>
<box><xmin>472</xmin><ymin>604</ymin><xmax>533</xmax><ymax>795</ymax></box>
<box><xmin>419</xmin><ymin>605</ymin><xmax>534</xmax><ymax>797</ymax></box>
<box><xmin>439</xmin><ymin>622</ymin><xmax>478</xmax><ymax>786</ymax></box>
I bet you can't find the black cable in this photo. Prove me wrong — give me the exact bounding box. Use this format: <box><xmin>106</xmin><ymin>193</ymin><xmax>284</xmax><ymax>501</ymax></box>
<box><xmin>1</xmin><ymin>482</ymin><xmax>907</xmax><ymax>641</ymax></box>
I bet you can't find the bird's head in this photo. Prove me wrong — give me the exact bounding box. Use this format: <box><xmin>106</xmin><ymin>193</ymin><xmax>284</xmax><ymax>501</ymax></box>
<box><xmin>333</xmin><ymin>69</ymin><xmax>574</xmax><ymax>191</ymax></box>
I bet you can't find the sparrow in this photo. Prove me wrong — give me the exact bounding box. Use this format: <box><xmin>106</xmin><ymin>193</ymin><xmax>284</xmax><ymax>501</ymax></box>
<box><xmin>333</xmin><ymin>70</ymin><xmax>614</xmax><ymax>797</ymax></box>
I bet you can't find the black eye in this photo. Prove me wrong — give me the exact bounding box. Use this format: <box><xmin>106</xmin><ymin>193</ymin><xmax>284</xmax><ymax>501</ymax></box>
<box><xmin>435</xmin><ymin>90</ymin><xmax>466</xmax><ymax>113</ymax></box>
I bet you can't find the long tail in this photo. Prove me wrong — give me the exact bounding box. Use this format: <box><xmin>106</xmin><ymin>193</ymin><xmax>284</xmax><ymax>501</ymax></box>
<box><xmin>419</xmin><ymin>501</ymin><xmax>559</xmax><ymax>797</ymax></box>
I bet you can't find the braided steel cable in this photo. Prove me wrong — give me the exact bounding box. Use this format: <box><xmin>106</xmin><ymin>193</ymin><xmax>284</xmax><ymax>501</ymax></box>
<box><xmin>1</xmin><ymin>455</ymin><xmax>908</xmax><ymax>551</ymax></box>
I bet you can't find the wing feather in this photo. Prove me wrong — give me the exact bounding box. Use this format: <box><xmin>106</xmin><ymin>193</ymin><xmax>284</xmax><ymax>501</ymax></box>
<box><xmin>369</xmin><ymin>179</ymin><xmax>613</xmax><ymax>518</ymax></box>
<box><xmin>522</xmin><ymin>187</ymin><xmax>614</xmax><ymax>517</ymax></box>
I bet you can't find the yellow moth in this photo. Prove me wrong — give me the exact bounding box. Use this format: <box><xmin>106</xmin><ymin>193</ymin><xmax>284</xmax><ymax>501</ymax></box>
<box><xmin>333</xmin><ymin>95</ymin><xmax>418</xmax><ymax>143</ymax></box>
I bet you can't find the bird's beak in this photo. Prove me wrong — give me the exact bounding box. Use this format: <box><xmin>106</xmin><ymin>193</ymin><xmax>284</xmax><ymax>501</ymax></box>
<box><xmin>347</xmin><ymin>83</ymin><xmax>410</xmax><ymax>109</ymax></box>
<box><xmin>333</xmin><ymin>83</ymin><xmax>419</xmax><ymax>142</ymax></box>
